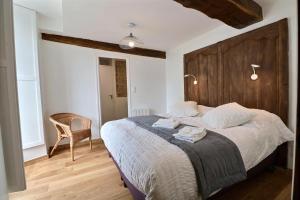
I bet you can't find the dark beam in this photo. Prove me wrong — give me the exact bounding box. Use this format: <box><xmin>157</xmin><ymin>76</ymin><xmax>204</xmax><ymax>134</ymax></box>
<box><xmin>41</xmin><ymin>33</ymin><xmax>166</xmax><ymax>59</ymax></box>
<box><xmin>174</xmin><ymin>0</ymin><xmax>263</xmax><ymax>29</ymax></box>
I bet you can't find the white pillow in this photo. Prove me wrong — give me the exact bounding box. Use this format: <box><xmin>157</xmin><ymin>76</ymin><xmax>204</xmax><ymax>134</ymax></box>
<box><xmin>202</xmin><ymin>102</ymin><xmax>255</xmax><ymax>129</ymax></box>
<box><xmin>198</xmin><ymin>105</ymin><xmax>214</xmax><ymax>116</ymax></box>
<box><xmin>250</xmin><ymin>109</ymin><xmax>294</xmax><ymax>143</ymax></box>
<box><xmin>169</xmin><ymin>101</ymin><xmax>199</xmax><ymax>117</ymax></box>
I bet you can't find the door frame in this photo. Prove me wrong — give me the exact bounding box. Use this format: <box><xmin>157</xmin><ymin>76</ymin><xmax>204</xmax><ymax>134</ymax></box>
<box><xmin>0</xmin><ymin>0</ymin><xmax>26</xmax><ymax>192</ymax></box>
<box><xmin>292</xmin><ymin>3</ymin><xmax>299</xmax><ymax>198</ymax></box>
<box><xmin>94</xmin><ymin>51</ymin><xmax>131</xmax><ymax>128</ymax></box>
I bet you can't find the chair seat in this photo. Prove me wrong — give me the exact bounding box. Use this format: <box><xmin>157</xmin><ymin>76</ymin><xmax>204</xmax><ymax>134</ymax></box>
<box><xmin>72</xmin><ymin>129</ymin><xmax>91</xmax><ymax>143</ymax></box>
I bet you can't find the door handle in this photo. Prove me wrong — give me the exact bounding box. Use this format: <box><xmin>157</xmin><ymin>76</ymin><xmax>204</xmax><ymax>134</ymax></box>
<box><xmin>109</xmin><ymin>94</ymin><xmax>113</xmax><ymax>99</ymax></box>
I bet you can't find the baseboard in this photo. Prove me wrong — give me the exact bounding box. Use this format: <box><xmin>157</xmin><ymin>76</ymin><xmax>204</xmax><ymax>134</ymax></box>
<box><xmin>23</xmin><ymin>144</ymin><xmax>48</xmax><ymax>162</ymax></box>
<box><xmin>24</xmin><ymin>155</ymin><xmax>48</xmax><ymax>167</ymax></box>
<box><xmin>47</xmin><ymin>139</ymin><xmax>102</xmax><ymax>156</ymax></box>
<box><xmin>24</xmin><ymin>140</ymin><xmax>103</xmax><ymax>166</ymax></box>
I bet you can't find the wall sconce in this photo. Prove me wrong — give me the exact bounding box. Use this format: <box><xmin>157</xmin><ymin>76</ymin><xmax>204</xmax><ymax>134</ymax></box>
<box><xmin>184</xmin><ymin>74</ymin><xmax>198</xmax><ymax>85</ymax></box>
<box><xmin>250</xmin><ymin>64</ymin><xmax>260</xmax><ymax>80</ymax></box>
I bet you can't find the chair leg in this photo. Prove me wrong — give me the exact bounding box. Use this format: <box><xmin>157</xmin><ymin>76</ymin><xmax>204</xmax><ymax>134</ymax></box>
<box><xmin>50</xmin><ymin>137</ymin><xmax>61</xmax><ymax>157</ymax></box>
<box><xmin>70</xmin><ymin>142</ymin><xmax>74</xmax><ymax>161</ymax></box>
<box><xmin>89</xmin><ymin>136</ymin><xmax>92</xmax><ymax>150</ymax></box>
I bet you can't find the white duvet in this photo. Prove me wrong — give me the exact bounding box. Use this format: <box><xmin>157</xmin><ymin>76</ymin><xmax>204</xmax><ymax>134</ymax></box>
<box><xmin>100</xmin><ymin>109</ymin><xmax>294</xmax><ymax>200</ymax></box>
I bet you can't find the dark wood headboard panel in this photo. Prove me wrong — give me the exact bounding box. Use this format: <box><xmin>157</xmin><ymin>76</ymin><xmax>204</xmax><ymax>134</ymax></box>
<box><xmin>184</xmin><ymin>19</ymin><xmax>289</xmax><ymax>124</ymax></box>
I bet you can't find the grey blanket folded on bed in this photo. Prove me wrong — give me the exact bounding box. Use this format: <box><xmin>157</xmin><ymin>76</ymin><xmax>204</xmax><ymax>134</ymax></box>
<box><xmin>128</xmin><ymin>115</ymin><xmax>247</xmax><ymax>199</ymax></box>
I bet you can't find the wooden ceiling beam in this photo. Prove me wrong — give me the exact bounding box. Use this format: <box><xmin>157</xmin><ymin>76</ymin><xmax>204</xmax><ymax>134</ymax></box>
<box><xmin>174</xmin><ymin>0</ymin><xmax>263</xmax><ymax>29</ymax></box>
<box><xmin>41</xmin><ymin>33</ymin><xmax>166</xmax><ymax>59</ymax></box>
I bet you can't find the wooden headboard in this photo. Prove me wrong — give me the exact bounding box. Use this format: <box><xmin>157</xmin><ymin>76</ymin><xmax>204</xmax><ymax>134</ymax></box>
<box><xmin>184</xmin><ymin>19</ymin><xmax>289</xmax><ymax>124</ymax></box>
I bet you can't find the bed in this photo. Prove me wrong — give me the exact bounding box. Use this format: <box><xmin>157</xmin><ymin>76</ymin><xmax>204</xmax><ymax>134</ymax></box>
<box><xmin>101</xmin><ymin>108</ymin><xmax>294</xmax><ymax>200</ymax></box>
<box><xmin>101</xmin><ymin>19</ymin><xmax>292</xmax><ymax>200</ymax></box>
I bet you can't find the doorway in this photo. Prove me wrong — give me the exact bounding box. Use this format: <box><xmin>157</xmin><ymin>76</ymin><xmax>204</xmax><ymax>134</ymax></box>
<box><xmin>99</xmin><ymin>57</ymin><xmax>128</xmax><ymax>125</ymax></box>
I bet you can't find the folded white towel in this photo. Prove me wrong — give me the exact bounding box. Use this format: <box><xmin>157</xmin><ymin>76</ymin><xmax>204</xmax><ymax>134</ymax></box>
<box><xmin>173</xmin><ymin>126</ymin><xmax>207</xmax><ymax>143</ymax></box>
<box><xmin>152</xmin><ymin>118</ymin><xmax>180</xmax><ymax>129</ymax></box>
<box><xmin>174</xmin><ymin>134</ymin><xmax>206</xmax><ymax>143</ymax></box>
<box><xmin>178</xmin><ymin>126</ymin><xmax>206</xmax><ymax>135</ymax></box>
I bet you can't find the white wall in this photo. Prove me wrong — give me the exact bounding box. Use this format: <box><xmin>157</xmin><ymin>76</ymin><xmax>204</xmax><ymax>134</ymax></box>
<box><xmin>14</xmin><ymin>0</ymin><xmax>63</xmax><ymax>32</ymax></box>
<box><xmin>130</xmin><ymin>56</ymin><xmax>166</xmax><ymax>115</ymax></box>
<box><xmin>165</xmin><ymin>0</ymin><xmax>297</xmax><ymax>168</ymax></box>
<box><xmin>40</xmin><ymin>41</ymin><xmax>100</xmax><ymax>146</ymax></box>
<box><xmin>40</xmin><ymin>40</ymin><xmax>166</xmax><ymax>146</ymax></box>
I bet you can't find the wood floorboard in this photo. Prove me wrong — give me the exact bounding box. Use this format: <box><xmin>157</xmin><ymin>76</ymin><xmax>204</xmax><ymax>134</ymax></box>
<box><xmin>9</xmin><ymin>141</ymin><xmax>292</xmax><ymax>200</ymax></box>
<box><xmin>210</xmin><ymin>168</ymin><xmax>292</xmax><ymax>200</ymax></box>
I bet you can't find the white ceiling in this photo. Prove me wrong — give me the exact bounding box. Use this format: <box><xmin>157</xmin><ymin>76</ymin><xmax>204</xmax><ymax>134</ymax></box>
<box><xmin>14</xmin><ymin>0</ymin><xmax>62</xmax><ymax>20</ymax></box>
<box><xmin>13</xmin><ymin>0</ymin><xmax>272</xmax><ymax>51</ymax></box>
<box><xmin>62</xmin><ymin>0</ymin><xmax>224</xmax><ymax>50</ymax></box>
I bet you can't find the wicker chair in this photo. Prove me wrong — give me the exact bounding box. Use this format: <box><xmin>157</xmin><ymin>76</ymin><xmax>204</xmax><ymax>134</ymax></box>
<box><xmin>49</xmin><ymin>113</ymin><xmax>92</xmax><ymax>161</ymax></box>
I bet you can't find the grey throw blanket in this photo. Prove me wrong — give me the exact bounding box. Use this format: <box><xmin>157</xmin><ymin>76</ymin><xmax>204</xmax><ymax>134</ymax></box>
<box><xmin>128</xmin><ymin>115</ymin><xmax>247</xmax><ymax>199</ymax></box>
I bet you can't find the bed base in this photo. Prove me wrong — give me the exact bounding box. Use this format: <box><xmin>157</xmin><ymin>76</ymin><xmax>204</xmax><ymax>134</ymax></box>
<box><xmin>107</xmin><ymin>142</ymin><xmax>287</xmax><ymax>200</ymax></box>
<box><xmin>109</xmin><ymin>153</ymin><xmax>146</xmax><ymax>200</ymax></box>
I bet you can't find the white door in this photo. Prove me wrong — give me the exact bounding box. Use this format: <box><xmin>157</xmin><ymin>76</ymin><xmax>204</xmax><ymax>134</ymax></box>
<box><xmin>100</xmin><ymin>65</ymin><xmax>116</xmax><ymax>124</ymax></box>
<box><xmin>13</xmin><ymin>5</ymin><xmax>45</xmax><ymax>150</ymax></box>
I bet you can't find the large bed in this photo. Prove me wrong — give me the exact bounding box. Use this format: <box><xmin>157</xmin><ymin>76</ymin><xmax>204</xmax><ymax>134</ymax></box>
<box><xmin>101</xmin><ymin>19</ymin><xmax>292</xmax><ymax>200</ymax></box>
<box><xmin>101</xmin><ymin>108</ymin><xmax>294</xmax><ymax>200</ymax></box>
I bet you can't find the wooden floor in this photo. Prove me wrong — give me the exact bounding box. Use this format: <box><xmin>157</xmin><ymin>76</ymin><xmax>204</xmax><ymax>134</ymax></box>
<box><xmin>10</xmin><ymin>141</ymin><xmax>292</xmax><ymax>200</ymax></box>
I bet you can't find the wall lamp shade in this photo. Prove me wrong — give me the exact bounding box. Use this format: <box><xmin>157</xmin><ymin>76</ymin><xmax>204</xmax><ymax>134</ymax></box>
<box><xmin>250</xmin><ymin>64</ymin><xmax>260</xmax><ymax>80</ymax></box>
<box><xmin>184</xmin><ymin>74</ymin><xmax>198</xmax><ymax>85</ymax></box>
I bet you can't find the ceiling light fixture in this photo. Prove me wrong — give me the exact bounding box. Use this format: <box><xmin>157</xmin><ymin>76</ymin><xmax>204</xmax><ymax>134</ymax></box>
<box><xmin>119</xmin><ymin>23</ymin><xmax>143</xmax><ymax>50</ymax></box>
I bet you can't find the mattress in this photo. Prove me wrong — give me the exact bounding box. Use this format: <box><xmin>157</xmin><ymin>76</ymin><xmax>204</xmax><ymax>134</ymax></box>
<box><xmin>100</xmin><ymin>109</ymin><xmax>294</xmax><ymax>200</ymax></box>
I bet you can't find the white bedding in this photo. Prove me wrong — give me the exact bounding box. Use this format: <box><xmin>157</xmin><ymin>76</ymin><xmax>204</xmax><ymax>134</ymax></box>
<box><xmin>100</xmin><ymin>109</ymin><xmax>294</xmax><ymax>200</ymax></box>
